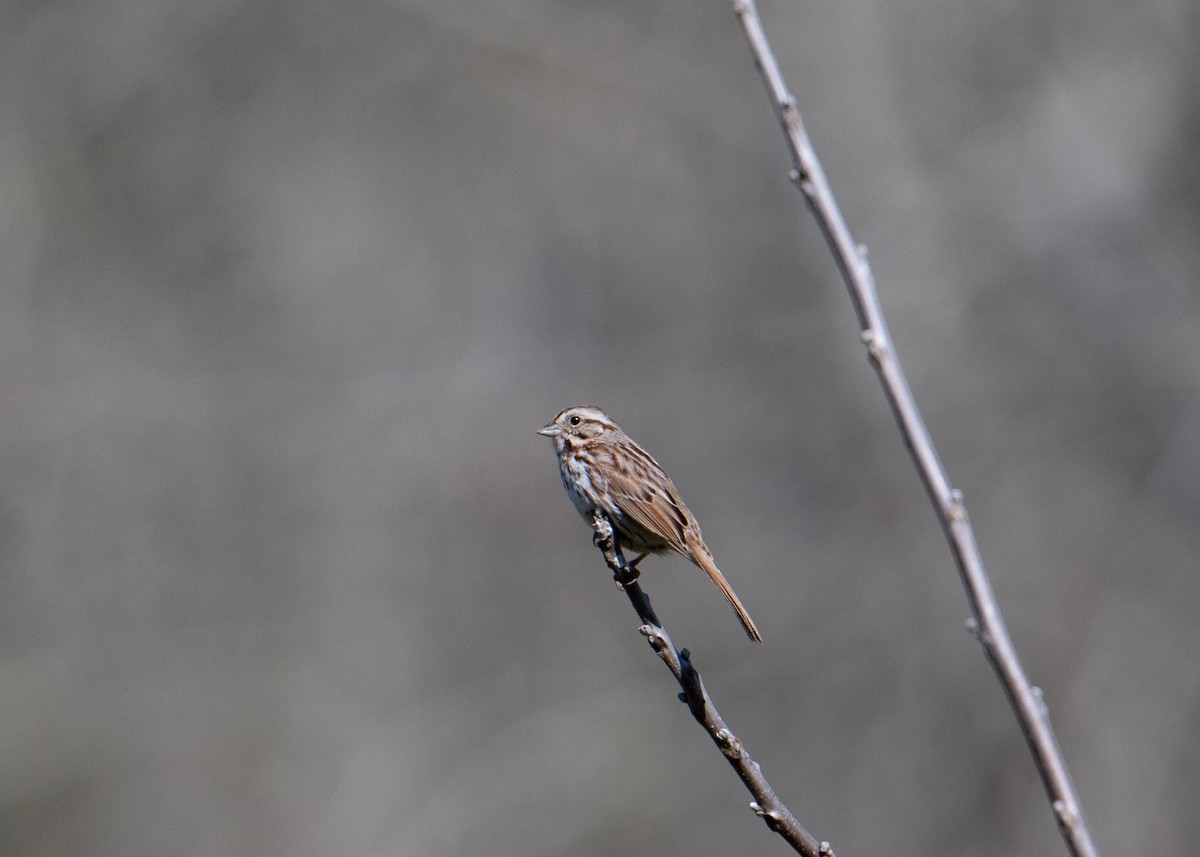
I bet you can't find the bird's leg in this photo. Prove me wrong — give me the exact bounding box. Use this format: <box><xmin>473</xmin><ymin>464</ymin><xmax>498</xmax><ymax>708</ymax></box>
<box><xmin>617</xmin><ymin>552</ymin><xmax>647</xmax><ymax>586</ymax></box>
<box><xmin>612</xmin><ymin>548</ymin><xmax>645</xmax><ymax>590</ymax></box>
<box><xmin>592</xmin><ymin>512</ymin><xmax>640</xmax><ymax>588</ymax></box>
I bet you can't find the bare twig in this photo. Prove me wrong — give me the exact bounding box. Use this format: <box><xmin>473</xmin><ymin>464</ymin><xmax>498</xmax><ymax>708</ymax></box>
<box><xmin>729</xmin><ymin>3</ymin><xmax>1100</xmax><ymax>857</ymax></box>
<box><xmin>590</xmin><ymin>511</ymin><xmax>831</xmax><ymax>857</ymax></box>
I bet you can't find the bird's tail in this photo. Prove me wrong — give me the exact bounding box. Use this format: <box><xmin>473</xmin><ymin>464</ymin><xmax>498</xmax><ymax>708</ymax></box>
<box><xmin>691</xmin><ymin>541</ymin><xmax>762</xmax><ymax>643</ymax></box>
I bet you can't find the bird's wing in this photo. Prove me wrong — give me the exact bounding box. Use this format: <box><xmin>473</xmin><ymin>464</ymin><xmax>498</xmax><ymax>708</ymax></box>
<box><xmin>604</xmin><ymin>453</ymin><xmax>692</xmax><ymax>555</ymax></box>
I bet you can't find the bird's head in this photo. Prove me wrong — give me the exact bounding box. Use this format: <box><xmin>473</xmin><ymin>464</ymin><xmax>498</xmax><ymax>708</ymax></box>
<box><xmin>537</xmin><ymin>406</ymin><xmax>621</xmax><ymax>449</ymax></box>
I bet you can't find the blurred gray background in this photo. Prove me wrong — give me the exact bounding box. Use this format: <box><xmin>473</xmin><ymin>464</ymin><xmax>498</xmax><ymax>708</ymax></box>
<box><xmin>2</xmin><ymin>0</ymin><xmax>1197</xmax><ymax>855</ymax></box>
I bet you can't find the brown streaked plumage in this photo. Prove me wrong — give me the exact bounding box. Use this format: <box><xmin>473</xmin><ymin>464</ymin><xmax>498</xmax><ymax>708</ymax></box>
<box><xmin>538</xmin><ymin>406</ymin><xmax>762</xmax><ymax>642</ymax></box>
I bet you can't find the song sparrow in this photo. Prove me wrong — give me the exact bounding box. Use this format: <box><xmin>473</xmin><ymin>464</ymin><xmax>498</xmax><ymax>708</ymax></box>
<box><xmin>538</xmin><ymin>406</ymin><xmax>762</xmax><ymax>642</ymax></box>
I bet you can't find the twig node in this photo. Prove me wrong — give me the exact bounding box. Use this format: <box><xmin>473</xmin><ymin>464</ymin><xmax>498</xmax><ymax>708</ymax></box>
<box><xmin>861</xmin><ymin>329</ymin><xmax>888</xmax><ymax>363</ymax></box>
<box><xmin>1053</xmin><ymin>799</ymin><xmax>1078</xmax><ymax>829</ymax></box>
<box><xmin>947</xmin><ymin>489</ymin><xmax>968</xmax><ymax>523</ymax></box>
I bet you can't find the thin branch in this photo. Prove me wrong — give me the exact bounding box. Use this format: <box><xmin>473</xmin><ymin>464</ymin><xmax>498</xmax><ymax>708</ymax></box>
<box><xmin>729</xmin><ymin>3</ymin><xmax>1100</xmax><ymax>857</ymax></box>
<box><xmin>590</xmin><ymin>511</ymin><xmax>832</xmax><ymax>857</ymax></box>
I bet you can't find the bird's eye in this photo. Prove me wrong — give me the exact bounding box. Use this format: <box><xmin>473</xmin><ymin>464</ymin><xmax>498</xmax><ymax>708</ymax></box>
<box><xmin>569</xmin><ymin>415</ymin><xmax>581</xmax><ymax>426</ymax></box>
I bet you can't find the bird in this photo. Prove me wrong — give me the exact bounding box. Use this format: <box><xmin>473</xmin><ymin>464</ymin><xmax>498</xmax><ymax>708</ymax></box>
<box><xmin>538</xmin><ymin>405</ymin><xmax>762</xmax><ymax>642</ymax></box>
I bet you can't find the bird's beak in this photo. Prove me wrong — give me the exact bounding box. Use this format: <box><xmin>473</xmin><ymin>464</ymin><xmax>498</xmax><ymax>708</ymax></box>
<box><xmin>537</xmin><ymin>422</ymin><xmax>561</xmax><ymax>437</ymax></box>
